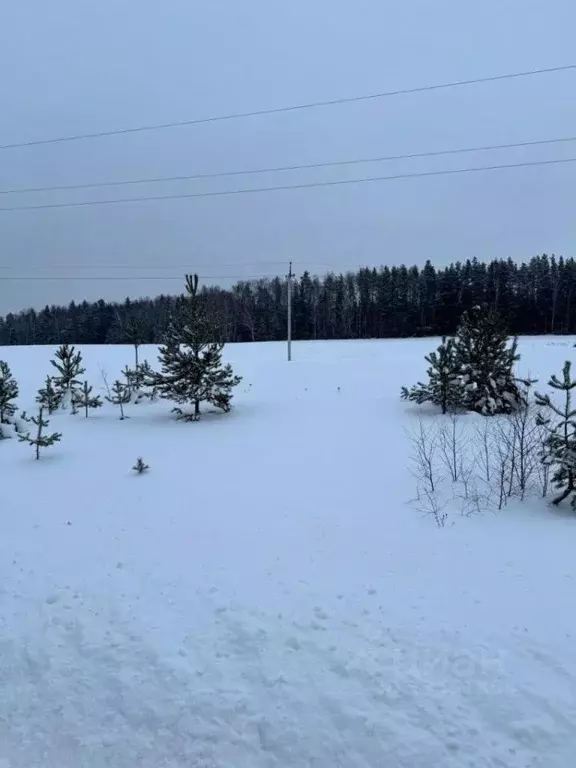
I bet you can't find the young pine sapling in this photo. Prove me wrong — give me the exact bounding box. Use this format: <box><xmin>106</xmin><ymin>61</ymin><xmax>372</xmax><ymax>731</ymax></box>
<box><xmin>154</xmin><ymin>274</ymin><xmax>242</xmax><ymax>421</ymax></box>
<box><xmin>535</xmin><ymin>360</ymin><xmax>576</xmax><ymax>508</ymax></box>
<box><xmin>51</xmin><ymin>344</ymin><xmax>85</xmax><ymax>407</ymax></box>
<box><xmin>106</xmin><ymin>380</ymin><xmax>130</xmax><ymax>420</ymax></box>
<box><xmin>18</xmin><ymin>407</ymin><xmax>62</xmax><ymax>460</ymax></box>
<box><xmin>0</xmin><ymin>360</ymin><xmax>19</xmax><ymax>424</ymax></box>
<box><xmin>454</xmin><ymin>305</ymin><xmax>527</xmax><ymax>415</ymax></box>
<box><xmin>73</xmin><ymin>381</ymin><xmax>103</xmax><ymax>418</ymax></box>
<box><xmin>135</xmin><ymin>360</ymin><xmax>158</xmax><ymax>402</ymax></box>
<box><xmin>36</xmin><ymin>376</ymin><xmax>62</xmax><ymax>414</ymax></box>
<box><xmin>132</xmin><ymin>457</ymin><xmax>149</xmax><ymax>474</ymax></box>
<box><xmin>401</xmin><ymin>336</ymin><xmax>464</xmax><ymax>414</ymax></box>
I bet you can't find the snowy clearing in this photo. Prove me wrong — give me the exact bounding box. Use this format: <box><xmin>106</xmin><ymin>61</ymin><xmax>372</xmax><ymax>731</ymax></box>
<box><xmin>1</xmin><ymin>338</ymin><xmax>576</xmax><ymax>767</ymax></box>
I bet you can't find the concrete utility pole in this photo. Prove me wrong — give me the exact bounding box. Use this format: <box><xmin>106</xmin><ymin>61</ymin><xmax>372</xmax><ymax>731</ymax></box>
<box><xmin>287</xmin><ymin>261</ymin><xmax>293</xmax><ymax>361</ymax></box>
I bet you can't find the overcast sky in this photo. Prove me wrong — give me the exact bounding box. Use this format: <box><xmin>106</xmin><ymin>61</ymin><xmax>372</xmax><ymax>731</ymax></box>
<box><xmin>1</xmin><ymin>0</ymin><xmax>575</xmax><ymax>314</ymax></box>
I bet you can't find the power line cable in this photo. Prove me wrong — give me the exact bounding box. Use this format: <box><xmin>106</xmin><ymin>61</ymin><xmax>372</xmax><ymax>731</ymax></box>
<box><xmin>0</xmin><ymin>261</ymin><xmax>289</xmax><ymax>270</ymax></box>
<box><xmin>1</xmin><ymin>156</ymin><xmax>575</xmax><ymax>213</ymax></box>
<box><xmin>0</xmin><ymin>261</ymin><xmax>439</xmax><ymax>272</ymax></box>
<box><xmin>1</xmin><ymin>64</ymin><xmax>574</xmax><ymax>151</ymax></box>
<box><xmin>2</xmin><ymin>134</ymin><xmax>575</xmax><ymax>195</ymax></box>
<box><xmin>0</xmin><ymin>273</ymin><xmax>280</xmax><ymax>281</ymax></box>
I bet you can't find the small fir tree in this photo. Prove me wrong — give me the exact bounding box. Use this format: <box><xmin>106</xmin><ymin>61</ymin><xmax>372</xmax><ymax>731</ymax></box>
<box><xmin>154</xmin><ymin>274</ymin><xmax>242</xmax><ymax>421</ymax></box>
<box><xmin>134</xmin><ymin>360</ymin><xmax>158</xmax><ymax>401</ymax></box>
<box><xmin>401</xmin><ymin>336</ymin><xmax>464</xmax><ymax>414</ymax></box>
<box><xmin>132</xmin><ymin>457</ymin><xmax>149</xmax><ymax>474</ymax></box>
<box><xmin>73</xmin><ymin>380</ymin><xmax>103</xmax><ymax>418</ymax></box>
<box><xmin>0</xmin><ymin>360</ymin><xmax>19</xmax><ymax>423</ymax></box>
<box><xmin>454</xmin><ymin>305</ymin><xmax>527</xmax><ymax>415</ymax></box>
<box><xmin>122</xmin><ymin>364</ymin><xmax>144</xmax><ymax>397</ymax></box>
<box><xmin>122</xmin><ymin>365</ymin><xmax>138</xmax><ymax>396</ymax></box>
<box><xmin>122</xmin><ymin>361</ymin><xmax>160</xmax><ymax>403</ymax></box>
<box><xmin>535</xmin><ymin>360</ymin><xmax>576</xmax><ymax>508</ymax></box>
<box><xmin>18</xmin><ymin>407</ymin><xmax>62</xmax><ymax>459</ymax></box>
<box><xmin>51</xmin><ymin>344</ymin><xmax>85</xmax><ymax>402</ymax></box>
<box><xmin>106</xmin><ymin>379</ymin><xmax>130</xmax><ymax>419</ymax></box>
<box><xmin>36</xmin><ymin>376</ymin><xmax>62</xmax><ymax>414</ymax></box>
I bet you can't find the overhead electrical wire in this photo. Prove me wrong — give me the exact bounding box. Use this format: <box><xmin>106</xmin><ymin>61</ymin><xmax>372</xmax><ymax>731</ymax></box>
<box><xmin>0</xmin><ymin>261</ymin><xmax>423</xmax><ymax>273</ymax></box>
<box><xmin>0</xmin><ymin>261</ymin><xmax>289</xmax><ymax>270</ymax></box>
<box><xmin>1</xmin><ymin>156</ymin><xmax>575</xmax><ymax>213</ymax></box>
<box><xmin>1</xmin><ymin>64</ymin><xmax>574</xmax><ymax>150</ymax></box>
<box><xmin>1</xmin><ymin>134</ymin><xmax>575</xmax><ymax>196</ymax></box>
<box><xmin>0</xmin><ymin>273</ymin><xmax>281</xmax><ymax>282</ymax></box>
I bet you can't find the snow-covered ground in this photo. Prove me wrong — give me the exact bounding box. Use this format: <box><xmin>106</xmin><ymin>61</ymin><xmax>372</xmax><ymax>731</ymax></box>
<box><xmin>1</xmin><ymin>338</ymin><xmax>576</xmax><ymax>767</ymax></box>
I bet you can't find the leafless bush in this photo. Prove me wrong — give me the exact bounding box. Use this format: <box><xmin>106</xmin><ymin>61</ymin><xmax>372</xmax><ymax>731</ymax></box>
<box><xmin>416</xmin><ymin>486</ymin><xmax>448</xmax><ymax>528</ymax></box>
<box><xmin>475</xmin><ymin>418</ymin><xmax>493</xmax><ymax>487</ymax></box>
<box><xmin>443</xmin><ymin>419</ymin><xmax>497</xmax><ymax>514</ymax></box>
<box><xmin>470</xmin><ymin>407</ymin><xmax>544</xmax><ymax>511</ymax></box>
<box><xmin>463</xmin><ymin>419</ymin><xmax>498</xmax><ymax>512</ymax></box>
<box><xmin>438</xmin><ymin>411</ymin><xmax>467</xmax><ymax>482</ymax></box>
<box><xmin>405</xmin><ymin>394</ymin><xmax>549</xmax><ymax>524</ymax></box>
<box><xmin>495</xmin><ymin>404</ymin><xmax>542</xmax><ymax>501</ymax></box>
<box><xmin>98</xmin><ymin>365</ymin><xmax>112</xmax><ymax>399</ymax></box>
<box><xmin>536</xmin><ymin>420</ymin><xmax>551</xmax><ymax>498</ymax></box>
<box><xmin>406</xmin><ymin>417</ymin><xmax>447</xmax><ymax>527</ymax></box>
<box><xmin>436</xmin><ymin>412</ymin><xmax>486</xmax><ymax>516</ymax></box>
<box><xmin>454</xmin><ymin>461</ymin><xmax>489</xmax><ymax>516</ymax></box>
<box><xmin>407</xmin><ymin>417</ymin><xmax>439</xmax><ymax>493</ymax></box>
<box><xmin>491</xmin><ymin>421</ymin><xmax>514</xmax><ymax>510</ymax></box>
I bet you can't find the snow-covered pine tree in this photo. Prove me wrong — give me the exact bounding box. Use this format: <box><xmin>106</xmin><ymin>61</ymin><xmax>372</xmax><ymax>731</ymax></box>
<box><xmin>50</xmin><ymin>343</ymin><xmax>85</xmax><ymax>405</ymax></box>
<box><xmin>535</xmin><ymin>360</ymin><xmax>576</xmax><ymax>508</ymax></box>
<box><xmin>129</xmin><ymin>360</ymin><xmax>158</xmax><ymax>402</ymax></box>
<box><xmin>132</xmin><ymin>456</ymin><xmax>149</xmax><ymax>474</ymax></box>
<box><xmin>122</xmin><ymin>365</ymin><xmax>137</xmax><ymax>396</ymax></box>
<box><xmin>454</xmin><ymin>304</ymin><xmax>527</xmax><ymax>415</ymax></box>
<box><xmin>154</xmin><ymin>274</ymin><xmax>242</xmax><ymax>421</ymax></box>
<box><xmin>73</xmin><ymin>380</ymin><xmax>103</xmax><ymax>418</ymax></box>
<box><xmin>18</xmin><ymin>407</ymin><xmax>62</xmax><ymax>459</ymax></box>
<box><xmin>400</xmin><ymin>336</ymin><xmax>464</xmax><ymax>414</ymax></box>
<box><xmin>0</xmin><ymin>360</ymin><xmax>19</xmax><ymax>424</ymax></box>
<box><xmin>106</xmin><ymin>379</ymin><xmax>130</xmax><ymax>419</ymax></box>
<box><xmin>36</xmin><ymin>375</ymin><xmax>62</xmax><ymax>414</ymax></box>
<box><xmin>121</xmin><ymin>363</ymin><xmax>147</xmax><ymax>399</ymax></box>
<box><xmin>137</xmin><ymin>360</ymin><xmax>157</xmax><ymax>399</ymax></box>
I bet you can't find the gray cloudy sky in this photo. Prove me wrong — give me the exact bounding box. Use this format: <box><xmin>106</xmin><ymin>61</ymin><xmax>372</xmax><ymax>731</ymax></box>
<box><xmin>1</xmin><ymin>0</ymin><xmax>575</xmax><ymax>314</ymax></box>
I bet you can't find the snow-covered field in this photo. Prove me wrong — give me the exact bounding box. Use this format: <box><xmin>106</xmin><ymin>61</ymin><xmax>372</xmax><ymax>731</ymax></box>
<box><xmin>1</xmin><ymin>337</ymin><xmax>576</xmax><ymax>767</ymax></box>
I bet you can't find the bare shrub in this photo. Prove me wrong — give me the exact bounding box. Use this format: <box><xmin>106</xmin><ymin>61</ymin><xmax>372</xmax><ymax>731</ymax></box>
<box><xmin>470</xmin><ymin>419</ymin><xmax>498</xmax><ymax>509</ymax></box>
<box><xmin>407</xmin><ymin>417</ymin><xmax>440</xmax><ymax>494</ymax></box>
<box><xmin>438</xmin><ymin>411</ymin><xmax>467</xmax><ymax>483</ymax></box>
<box><xmin>496</xmin><ymin>404</ymin><xmax>542</xmax><ymax>501</ymax></box>
<box><xmin>491</xmin><ymin>421</ymin><xmax>514</xmax><ymax>510</ymax></box>
<box><xmin>536</xmin><ymin>418</ymin><xmax>551</xmax><ymax>498</ymax></box>
<box><xmin>406</xmin><ymin>417</ymin><xmax>447</xmax><ymax>527</ymax></box>
<box><xmin>454</xmin><ymin>461</ymin><xmax>488</xmax><ymax>516</ymax></box>
<box><xmin>98</xmin><ymin>365</ymin><xmax>112</xmax><ymax>399</ymax></box>
<box><xmin>405</xmin><ymin>389</ymin><xmax>547</xmax><ymax>525</ymax></box>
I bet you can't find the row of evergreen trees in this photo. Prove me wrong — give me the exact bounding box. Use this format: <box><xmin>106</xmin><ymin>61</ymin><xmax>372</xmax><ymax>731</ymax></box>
<box><xmin>0</xmin><ymin>274</ymin><xmax>243</xmax><ymax>456</ymax></box>
<box><xmin>0</xmin><ymin>254</ymin><xmax>573</xmax><ymax>346</ymax></box>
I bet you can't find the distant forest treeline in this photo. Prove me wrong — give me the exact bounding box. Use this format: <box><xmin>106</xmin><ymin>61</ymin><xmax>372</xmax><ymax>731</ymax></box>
<box><xmin>0</xmin><ymin>254</ymin><xmax>573</xmax><ymax>346</ymax></box>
